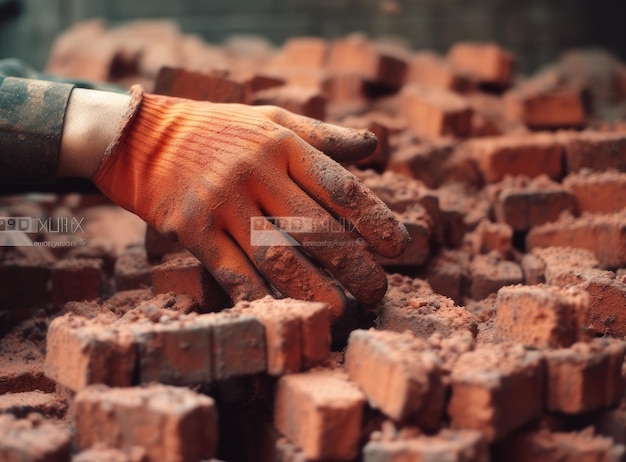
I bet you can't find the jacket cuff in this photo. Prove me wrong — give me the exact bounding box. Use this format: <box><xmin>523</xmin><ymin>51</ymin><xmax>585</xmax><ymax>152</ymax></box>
<box><xmin>0</xmin><ymin>76</ymin><xmax>74</xmax><ymax>183</ymax></box>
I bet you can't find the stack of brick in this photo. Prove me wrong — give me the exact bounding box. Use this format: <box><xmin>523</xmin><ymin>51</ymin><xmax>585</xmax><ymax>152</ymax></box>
<box><xmin>2</xmin><ymin>23</ymin><xmax>626</xmax><ymax>461</ymax></box>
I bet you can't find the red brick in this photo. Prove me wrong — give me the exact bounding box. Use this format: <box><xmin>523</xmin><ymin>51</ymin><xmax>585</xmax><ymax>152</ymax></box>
<box><xmin>44</xmin><ymin>314</ymin><xmax>136</xmax><ymax>392</ymax></box>
<box><xmin>401</xmin><ymin>85</ymin><xmax>473</xmax><ymax>139</ymax></box>
<box><xmin>345</xmin><ymin>329</ymin><xmax>444</xmax><ymax>429</ymax></box>
<box><xmin>493</xmin><ymin>284</ymin><xmax>590</xmax><ymax>348</ymax></box>
<box><xmin>0</xmin><ymin>390</ymin><xmax>67</xmax><ymax>419</ymax></box>
<box><xmin>447</xmin><ymin>42</ymin><xmax>515</xmax><ymax>87</ymax></box>
<box><xmin>251</xmin><ymin>85</ymin><xmax>326</xmax><ymax>120</ymax></box>
<box><xmin>274</xmin><ymin>369</ymin><xmax>365</xmax><ymax>461</ymax></box>
<box><xmin>574</xmin><ymin>274</ymin><xmax>626</xmax><ymax>336</ymax></box>
<box><xmin>268</xmin><ymin>36</ymin><xmax>329</xmax><ymax>71</ymax></box>
<box><xmin>356</xmin><ymin>169</ymin><xmax>440</xmax><ymax>217</ymax></box>
<box><xmin>208</xmin><ymin>311</ymin><xmax>267</xmax><ymax>380</ymax></box>
<box><xmin>322</xmin><ymin>74</ymin><xmax>368</xmax><ymax>111</ymax></box>
<box><xmin>406</xmin><ymin>51</ymin><xmax>473</xmax><ymax>92</ymax></box>
<box><xmin>108</xmin><ymin>20</ymin><xmax>185</xmax><ymax>79</ymax></box>
<box><xmin>376</xmin><ymin>207</ymin><xmax>432</xmax><ymax>267</ymax></box>
<box><xmin>152</xmin><ymin>254</ymin><xmax>223</xmax><ymax>312</ymax></box>
<box><xmin>363</xmin><ymin>429</ymin><xmax>488</xmax><ymax>462</ymax></box>
<box><xmin>558</xmin><ymin>130</ymin><xmax>626</xmax><ymax>174</ymax></box>
<box><xmin>73</xmin><ymin>446</ymin><xmax>147</xmax><ymax>462</ymax></box>
<box><xmin>530</xmin><ymin>246</ymin><xmax>600</xmax><ymax>287</ymax></box>
<box><xmin>114</xmin><ymin>245</ymin><xmax>152</xmax><ymax>291</ymax></box>
<box><xmin>448</xmin><ymin>343</ymin><xmax>544</xmax><ymax>442</ymax></box>
<box><xmin>467</xmin><ymin>133</ymin><xmax>563</xmax><ymax>183</ymax></box>
<box><xmin>144</xmin><ymin>225</ymin><xmax>185</xmax><ymax>261</ymax></box>
<box><xmin>545</xmin><ymin>338</ymin><xmax>626</xmax><ymax>414</ymax></box>
<box><xmin>153</xmin><ymin>66</ymin><xmax>245</xmax><ymax>103</ymax></box>
<box><xmin>488</xmin><ymin>175</ymin><xmax>576</xmax><ymax>232</ymax></box>
<box><xmin>0</xmin><ymin>413</ymin><xmax>71</xmax><ymax>462</ymax></box>
<box><xmin>0</xmin><ymin>259</ymin><xmax>50</xmax><ymax>309</ymax></box>
<box><xmin>494</xmin><ymin>427</ymin><xmax>624</xmax><ymax>462</ymax></box>
<box><xmin>563</xmin><ymin>169</ymin><xmax>626</xmax><ymax>214</ymax></box>
<box><xmin>504</xmin><ymin>76</ymin><xmax>587</xmax><ymax>129</ymax></box>
<box><xmin>376</xmin><ymin>290</ymin><xmax>478</xmax><ymax>339</ymax></box>
<box><xmin>437</xmin><ymin>184</ymin><xmax>492</xmax><ymax>248</ymax></box>
<box><xmin>327</xmin><ymin>33</ymin><xmax>407</xmax><ymax>88</ymax></box>
<box><xmin>73</xmin><ymin>384</ymin><xmax>218</xmax><ymax>462</ymax></box>
<box><xmin>469</xmin><ymin>253</ymin><xmax>523</xmax><ymax>300</ymax></box>
<box><xmin>466</xmin><ymin>219</ymin><xmax>513</xmax><ymax>259</ymax></box>
<box><xmin>50</xmin><ymin>258</ymin><xmax>103</xmax><ymax>306</ymax></box>
<box><xmin>129</xmin><ymin>313</ymin><xmax>213</xmax><ymax>386</ymax></box>
<box><xmin>425</xmin><ymin>249</ymin><xmax>471</xmax><ymax>304</ymax></box>
<box><xmin>387</xmin><ymin>139</ymin><xmax>458</xmax><ymax>188</ymax></box>
<box><xmin>230</xmin><ymin>296</ymin><xmax>330</xmax><ymax>375</ymax></box>
<box><xmin>526</xmin><ymin>210</ymin><xmax>626</xmax><ymax>268</ymax></box>
<box><xmin>44</xmin><ymin>18</ymin><xmax>117</xmax><ymax>82</ymax></box>
<box><xmin>520</xmin><ymin>252</ymin><xmax>546</xmax><ymax>285</ymax></box>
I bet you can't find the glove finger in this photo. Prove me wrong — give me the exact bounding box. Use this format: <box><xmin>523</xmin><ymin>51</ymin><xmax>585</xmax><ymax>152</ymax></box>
<box><xmin>258</xmin><ymin>105</ymin><xmax>377</xmax><ymax>162</ymax></box>
<box><xmin>184</xmin><ymin>229</ymin><xmax>273</xmax><ymax>304</ymax></box>
<box><xmin>227</xmin><ymin>210</ymin><xmax>348</xmax><ymax>322</ymax></box>
<box><xmin>286</xmin><ymin>140</ymin><xmax>409</xmax><ymax>258</ymax></box>
<box><xmin>259</xmin><ymin>179</ymin><xmax>388</xmax><ymax>305</ymax></box>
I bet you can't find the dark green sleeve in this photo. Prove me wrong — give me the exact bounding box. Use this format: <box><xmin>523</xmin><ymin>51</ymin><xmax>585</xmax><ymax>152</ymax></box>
<box><xmin>0</xmin><ymin>76</ymin><xmax>74</xmax><ymax>183</ymax></box>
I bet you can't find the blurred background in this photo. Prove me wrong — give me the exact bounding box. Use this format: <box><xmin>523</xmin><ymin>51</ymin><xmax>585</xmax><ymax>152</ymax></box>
<box><xmin>0</xmin><ymin>0</ymin><xmax>624</xmax><ymax>75</ymax></box>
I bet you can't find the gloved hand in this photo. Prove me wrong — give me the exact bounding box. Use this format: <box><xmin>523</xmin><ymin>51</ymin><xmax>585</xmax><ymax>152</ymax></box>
<box><xmin>92</xmin><ymin>86</ymin><xmax>409</xmax><ymax>320</ymax></box>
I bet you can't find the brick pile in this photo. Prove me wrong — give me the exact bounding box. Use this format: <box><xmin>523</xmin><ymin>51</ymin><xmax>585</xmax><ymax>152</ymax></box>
<box><xmin>1</xmin><ymin>20</ymin><xmax>626</xmax><ymax>461</ymax></box>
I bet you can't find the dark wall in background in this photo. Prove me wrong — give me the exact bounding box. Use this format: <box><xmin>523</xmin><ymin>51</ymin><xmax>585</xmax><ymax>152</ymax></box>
<box><xmin>0</xmin><ymin>0</ymin><xmax>624</xmax><ymax>75</ymax></box>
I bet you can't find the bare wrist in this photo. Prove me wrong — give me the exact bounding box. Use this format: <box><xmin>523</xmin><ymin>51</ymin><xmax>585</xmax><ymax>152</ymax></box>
<box><xmin>58</xmin><ymin>88</ymin><xmax>131</xmax><ymax>179</ymax></box>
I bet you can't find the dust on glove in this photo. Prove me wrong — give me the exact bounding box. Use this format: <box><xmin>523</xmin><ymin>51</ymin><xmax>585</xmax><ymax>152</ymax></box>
<box><xmin>93</xmin><ymin>85</ymin><xmax>409</xmax><ymax>321</ymax></box>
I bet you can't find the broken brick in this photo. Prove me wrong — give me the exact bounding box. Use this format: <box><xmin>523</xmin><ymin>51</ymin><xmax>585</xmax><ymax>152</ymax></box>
<box><xmin>0</xmin><ymin>390</ymin><xmax>67</xmax><ymax>419</ymax></box>
<box><xmin>563</xmin><ymin>169</ymin><xmax>626</xmax><ymax>214</ymax></box>
<box><xmin>574</xmin><ymin>274</ymin><xmax>626</xmax><ymax>336</ymax></box>
<box><xmin>0</xmin><ymin>413</ymin><xmax>71</xmax><ymax>462</ymax></box>
<box><xmin>494</xmin><ymin>427</ymin><xmax>625</xmax><ymax>462</ymax></box>
<box><xmin>376</xmin><ymin>290</ymin><xmax>478</xmax><ymax>339</ymax></box>
<box><xmin>469</xmin><ymin>253</ymin><xmax>523</xmax><ymax>300</ymax></box>
<box><xmin>447</xmin><ymin>41</ymin><xmax>515</xmax><ymax>88</ymax></box>
<box><xmin>466</xmin><ymin>219</ymin><xmax>513</xmax><ymax>259</ymax></box>
<box><xmin>230</xmin><ymin>296</ymin><xmax>330</xmax><ymax>375</ymax></box>
<box><xmin>448</xmin><ymin>343</ymin><xmax>544</xmax><ymax>442</ymax></box>
<box><xmin>363</xmin><ymin>429</ymin><xmax>488</xmax><ymax>462</ymax></box>
<box><xmin>345</xmin><ymin>329</ymin><xmax>444</xmax><ymax>430</ymax></box>
<box><xmin>488</xmin><ymin>175</ymin><xmax>576</xmax><ymax>232</ymax></box>
<box><xmin>559</xmin><ymin>130</ymin><xmax>626</xmax><ymax>174</ymax></box>
<box><xmin>504</xmin><ymin>78</ymin><xmax>587</xmax><ymax>129</ymax></box>
<box><xmin>152</xmin><ymin>254</ymin><xmax>223</xmax><ymax>312</ymax></box>
<box><xmin>274</xmin><ymin>369</ymin><xmax>365</xmax><ymax>461</ymax></box>
<box><xmin>545</xmin><ymin>339</ymin><xmax>626</xmax><ymax>414</ymax></box>
<box><xmin>530</xmin><ymin>246</ymin><xmax>600</xmax><ymax>287</ymax></box>
<box><xmin>406</xmin><ymin>51</ymin><xmax>473</xmax><ymax>92</ymax></box>
<box><xmin>144</xmin><ymin>225</ymin><xmax>185</xmax><ymax>262</ymax></box>
<box><xmin>153</xmin><ymin>66</ymin><xmax>245</xmax><ymax>103</ymax></box>
<box><xmin>526</xmin><ymin>210</ymin><xmax>626</xmax><ymax>268</ymax></box>
<box><xmin>73</xmin><ymin>384</ymin><xmax>218</xmax><ymax>462</ymax></box>
<box><xmin>50</xmin><ymin>257</ymin><xmax>103</xmax><ymax>306</ymax></box>
<box><xmin>425</xmin><ymin>249</ymin><xmax>471</xmax><ymax>305</ymax></box>
<box><xmin>493</xmin><ymin>284</ymin><xmax>590</xmax><ymax>348</ymax></box>
<box><xmin>114</xmin><ymin>245</ymin><xmax>152</xmax><ymax>291</ymax></box>
<box><xmin>327</xmin><ymin>33</ymin><xmax>407</xmax><ymax>89</ymax></box>
<box><xmin>0</xmin><ymin>259</ymin><xmax>50</xmax><ymax>309</ymax></box>
<box><xmin>401</xmin><ymin>85</ymin><xmax>473</xmax><ymax>139</ymax></box>
<box><xmin>44</xmin><ymin>314</ymin><xmax>136</xmax><ymax>392</ymax></box>
<box><xmin>467</xmin><ymin>133</ymin><xmax>563</xmax><ymax>183</ymax></box>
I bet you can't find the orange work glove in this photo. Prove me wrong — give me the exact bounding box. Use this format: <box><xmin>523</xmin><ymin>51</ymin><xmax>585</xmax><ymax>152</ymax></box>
<box><xmin>93</xmin><ymin>86</ymin><xmax>409</xmax><ymax>321</ymax></box>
